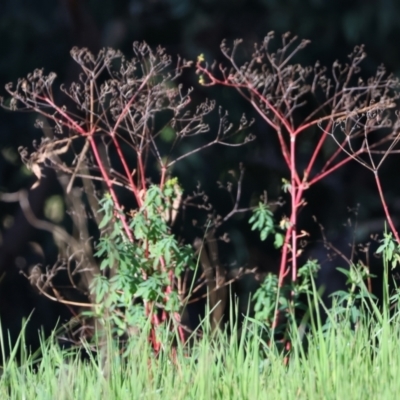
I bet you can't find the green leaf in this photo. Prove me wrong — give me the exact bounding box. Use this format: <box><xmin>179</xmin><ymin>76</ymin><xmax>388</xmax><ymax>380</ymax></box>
<box><xmin>274</xmin><ymin>233</ymin><xmax>284</xmax><ymax>249</ymax></box>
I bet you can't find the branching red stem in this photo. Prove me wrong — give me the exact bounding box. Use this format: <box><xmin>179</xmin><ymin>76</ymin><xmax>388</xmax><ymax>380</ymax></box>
<box><xmin>374</xmin><ymin>171</ymin><xmax>400</xmax><ymax>243</ymax></box>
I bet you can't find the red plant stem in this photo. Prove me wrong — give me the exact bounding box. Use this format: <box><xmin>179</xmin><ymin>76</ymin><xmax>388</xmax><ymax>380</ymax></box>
<box><xmin>252</xmin><ymin>102</ymin><xmax>301</xmax><ymax>186</ymax></box>
<box><xmin>41</xmin><ymin>96</ymin><xmax>87</xmax><ymax>135</ymax></box>
<box><xmin>160</xmin><ymin>165</ymin><xmax>167</xmax><ymax>190</ymax></box>
<box><xmin>87</xmin><ymin>135</ymin><xmax>134</xmax><ymax>242</ymax></box>
<box><xmin>40</xmin><ymin>96</ymin><xmax>134</xmax><ymax>240</ymax></box>
<box><xmin>321</xmin><ymin>140</ymin><xmax>346</xmax><ymax>174</ymax></box>
<box><xmin>107</xmin><ymin>74</ymin><xmax>153</xmax><ymax>204</ymax></box>
<box><xmin>144</xmin><ymin>301</ymin><xmax>162</xmax><ymax>352</ymax></box>
<box><xmin>197</xmin><ymin>62</ymin><xmax>294</xmax><ymax>137</ymax></box>
<box><xmin>374</xmin><ymin>171</ymin><xmax>400</xmax><ymax>243</ymax></box>
<box><xmin>159</xmin><ymin>258</ymin><xmax>186</xmax><ymax>344</ymax></box>
<box><xmin>293</xmin><ymin>117</ymin><xmax>324</xmax><ymax>136</ymax></box>
<box><xmin>308</xmin><ymin>150</ymin><xmax>362</xmax><ymax>186</ymax></box>
<box><xmin>303</xmin><ymin>120</ymin><xmax>333</xmax><ymax>180</ymax></box>
<box><xmin>271</xmin><ymin>226</ymin><xmax>291</xmax><ymax>330</ymax></box>
<box><xmin>290</xmin><ymin>133</ymin><xmax>298</xmax><ymax>283</ymax></box>
<box><xmin>197</xmin><ymin>62</ymin><xmax>302</xmax><ymax>187</ymax></box>
<box><xmin>42</xmin><ymin>78</ymin><xmax>149</xmax><ymax>209</ymax></box>
<box><xmin>110</xmin><ymin>75</ymin><xmax>151</xmax><ymax>135</ymax></box>
<box><xmin>277</xmin><ymin>128</ymin><xmax>301</xmax><ymax>187</ymax></box>
<box><xmin>137</xmin><ymin>151</ymin><xmax>147</xmax><ymax>195</ymax></box>
<box><xmin>100</xmin><ymin>73</ymin><xmax>153</xmax><ymax>208</ymax></box>
<box><xmin>277</xmin><ymin>228</ymin><xmax>292</xmax><ymax>288</ymax></box>
<box><xmin>152</xmin><ymin>312</ymin><xmax>162</xmax><ymax>353</ymax></box>
<box><xmin>111</xmin><ymin>134</ymin><xmax>143</xmax><ymax>207</ymax></box>
<box><xmin>272</xmin><ymin>225</ymin><xmax>291</xmax><ymax>331</ymax></box>
<box><xmin>175</xmin><ymin>313</ymin><xmax>186</xmax><ymax>344</ymax></box>
<box><xmin>161</xmin><ymin>307</ymin><xmax>186</xmax><ymax>344</ymax></box>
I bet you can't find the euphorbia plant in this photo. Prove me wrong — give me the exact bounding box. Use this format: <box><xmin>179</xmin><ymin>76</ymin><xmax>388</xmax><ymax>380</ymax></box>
<box><xmin>196</xmin><ymin>32</ymin><xmax>400</xmax><ymax>334</ymax></box>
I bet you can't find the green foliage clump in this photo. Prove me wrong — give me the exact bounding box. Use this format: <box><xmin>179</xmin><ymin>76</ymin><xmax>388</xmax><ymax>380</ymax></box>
<box><xmin>249</xmin><ymin>202</ymin><xmax>320</xmax><ymax>338</ymax></box>
<box><xmin>91</xmin><ymin>180</ymin><xmax>196</xmax><ymax>337</ymax></box>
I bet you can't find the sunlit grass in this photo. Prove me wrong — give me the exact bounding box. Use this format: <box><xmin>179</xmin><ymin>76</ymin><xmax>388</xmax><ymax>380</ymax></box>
<box><xmin>2</xmin><ymin>302</ymin><xmax>400</xmax><ymax>400</ymax></box>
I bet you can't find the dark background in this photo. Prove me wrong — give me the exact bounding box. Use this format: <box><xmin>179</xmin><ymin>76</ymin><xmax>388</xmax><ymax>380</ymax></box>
<box><xmin>1</xmin><ymin>0</ymin><xmax>400</xmax><ymax>350</ymax></box>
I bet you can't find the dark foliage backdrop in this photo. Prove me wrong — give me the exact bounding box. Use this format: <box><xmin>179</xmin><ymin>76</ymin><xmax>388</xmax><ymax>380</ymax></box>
<box><xmin>1</xmin><ymin>0</ymin><xmax>400</xmax><ymax>354</ymax></box>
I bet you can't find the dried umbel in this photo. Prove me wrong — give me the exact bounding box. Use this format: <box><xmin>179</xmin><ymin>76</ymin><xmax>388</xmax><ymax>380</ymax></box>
<box><xmin>2</xmin><ymin>42</ymin><xmax>251</xmax><ymax>234</ymax></box>
<box><xmin>197</xmin><ymin>32</ymin><xmax>400</xmax><ymax>335</ymax></box>
<box><xmin>1</xmin><ymin>41</ymin><xmax>253</xmax><ymax>350</ymax></box>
